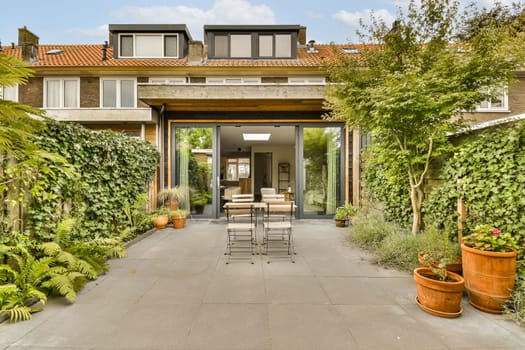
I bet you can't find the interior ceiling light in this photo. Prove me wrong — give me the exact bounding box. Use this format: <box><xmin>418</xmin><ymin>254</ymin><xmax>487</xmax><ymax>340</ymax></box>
<box><xmin>243</xmin><ymin>133</ymin><xmax>271</xmax><ymax>141</ymax></box>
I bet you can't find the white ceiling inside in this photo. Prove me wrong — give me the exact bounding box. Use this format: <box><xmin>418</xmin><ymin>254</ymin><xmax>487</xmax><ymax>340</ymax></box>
<box><xmin>220</xmin><ymin>125</ymin><xmax>295</xmax><ymax>152</ymax></box>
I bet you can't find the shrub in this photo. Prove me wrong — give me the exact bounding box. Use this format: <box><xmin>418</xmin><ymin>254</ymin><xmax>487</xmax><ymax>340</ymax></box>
<box><xmin>375</xmin><ymin>230</ymin><xmax>421</xmax><ymax>271</ymax></box>
<box><xmin>349</xmin><ymin>213</ymin><xmax>400</xmax><ymax>250</ymax></box>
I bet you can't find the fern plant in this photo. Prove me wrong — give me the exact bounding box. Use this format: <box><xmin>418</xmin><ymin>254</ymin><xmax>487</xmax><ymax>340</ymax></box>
<box><xmin>0</xmin><ymin>245</ymin><xmax>48</xmax><ymax>322</ymax></box>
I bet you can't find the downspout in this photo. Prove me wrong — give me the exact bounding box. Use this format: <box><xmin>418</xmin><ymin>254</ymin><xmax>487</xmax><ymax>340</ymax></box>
<box><xmin>158</xmin><ymin>103</ymin><xmax>166</xmax><ymax>189</ymax></box>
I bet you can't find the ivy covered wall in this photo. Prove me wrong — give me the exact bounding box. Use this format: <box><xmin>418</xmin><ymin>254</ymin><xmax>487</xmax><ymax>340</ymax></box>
<box><xmin>423</xmin><ymin>121</ymin><xmax>525</xmax><ymax>249</ymax></box>
<box><xmin>27</xmin><ymin>120</ymin><xmax>160</xmax><ymax>240</ymax></box>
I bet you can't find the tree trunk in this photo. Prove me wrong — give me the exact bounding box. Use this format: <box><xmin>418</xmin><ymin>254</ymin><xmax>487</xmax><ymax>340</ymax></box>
<box><xmin>410</xmin><ymin>184</ymin><xmax>424</xmax><ymax>235</ymax></box>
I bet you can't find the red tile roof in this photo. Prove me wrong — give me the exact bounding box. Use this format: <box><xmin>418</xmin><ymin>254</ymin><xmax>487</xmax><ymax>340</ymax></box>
<box><xmin>1</xmin><ymin>43</ymin><xmax>351</xmax><ymax>69</ymax></box>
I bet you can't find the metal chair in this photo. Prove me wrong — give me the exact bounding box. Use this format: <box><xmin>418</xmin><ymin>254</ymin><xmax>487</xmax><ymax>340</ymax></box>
<box><xmin>224</xmin><ymin>203</ymin><xmax>256</xmax><ymax>264</ymax></box>
<box><xmin>262</xmin><ymin>201</ymin><xmax>295</xmax><ymax>263</ymax></box>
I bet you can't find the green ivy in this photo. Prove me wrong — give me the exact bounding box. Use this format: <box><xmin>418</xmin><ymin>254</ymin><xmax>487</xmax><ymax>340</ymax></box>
<box><xmin>27</xmin><ymin>121</ymin><xmax>160</xmax><ymax>240</ymax></box>
<box><xmin>363</xmin><ymin>147</ymin><xmax>412</xmax><ymax>226</ymax></box>
<box><xmin>424</xmin><ymin>121</ymin><xmax>525</xmax><ymax>252</ymax></box>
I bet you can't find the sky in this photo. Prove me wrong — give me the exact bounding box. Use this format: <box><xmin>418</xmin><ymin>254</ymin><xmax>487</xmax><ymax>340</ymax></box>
<box><xmin>0</xmin><ymin>0</ymin><xmax>517</xmax><ymax>46</ymax></box>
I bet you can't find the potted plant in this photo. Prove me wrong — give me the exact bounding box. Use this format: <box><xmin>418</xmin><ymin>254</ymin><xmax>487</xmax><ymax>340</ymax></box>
<box><xmin>414</xmin><ymin>262</ymin><xmax>465</xmax><ymax>318</ymax></box>
<box><xmin>418</xmin><ymin>226</ymin><xmax>462</xmax><ymax>275</ymax></box>
<box><xmin>461</xmin><ymin>225</ymin><xmax>518</xmax><ymax>314</ymax></box>
<box><xmin>191</xmin><ymin>189</ymin><xmax>211</xmax><ymax>215</ymax></box>
<box><xmin>151</xmin><ymin>207</ymin><xmax>170</xmax><ymax>229</ymax></box>
<box><xmin>334</xmin><ymin>205</ymin><xmax>356</xmax><ymax>227</ymax></box>
<box><xmin>157</xmin><ymin>187</ymin><xmax>182</xmax><ymax>211</ymax></box>
<box><xmin>171</xmin><ymin>209</ymin><xmax>188</xmax><ymax>229</ymax></box>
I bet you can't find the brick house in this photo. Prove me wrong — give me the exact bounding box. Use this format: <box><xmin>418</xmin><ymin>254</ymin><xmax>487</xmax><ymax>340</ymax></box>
<box><xmin>1</xmin><ymin>25</ymin><xmax>523</xmax><ymax>218</ymax></box>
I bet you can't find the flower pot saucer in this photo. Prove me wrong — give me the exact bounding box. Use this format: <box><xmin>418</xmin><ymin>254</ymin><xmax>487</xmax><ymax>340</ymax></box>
<box><xmin>415</xmin><ymin>296</ymin><xmax>463</xmax><ymax>318</ymax></box>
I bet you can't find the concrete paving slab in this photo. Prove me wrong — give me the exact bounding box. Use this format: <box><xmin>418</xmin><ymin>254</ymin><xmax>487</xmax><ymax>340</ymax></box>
<box><xmin>269</xmin><ymin>304</ymin><xmax>358</xmax><ymax>350</ymax></box>
<box><xmin>1</xmin><ymin>220</ymin><xmax>524</xmax><ymax>350</ymax></box>
<box><xmin>319</xmin><ymin>276</ymin><xmax>403</xmax><ymax>305</ymax></box>
<box><xmin>401</xmin><ymin>303</ymin><xmax>525</xmax><ymax>349</ymax></box>
<box><xmin>104</xmin><ymin>303</ymin><xmax>200</xmax><ymax>350</ymax></box>
<box><xmin>203</xmin><ymin>275</ymin><xmax>266</xmax><ymax>303</ymax></box>
<box><xmin>335</xmin><ymin>304</ymin><xmax>448</xmax><ymax>349</ymax></box>
<box><xmin>266</xmin><ymin>276</ymin><xmax>330</xmax><ymax>304</ymax></box>
<box><xmin>261</xmin><ymin>255</ymin><xmax>313</xmax><ymax>276</ymax></box>
<box><xmin>186</xmin><ymin>304</ymin><xmax>270</xmax><ymax>350</ymax></box>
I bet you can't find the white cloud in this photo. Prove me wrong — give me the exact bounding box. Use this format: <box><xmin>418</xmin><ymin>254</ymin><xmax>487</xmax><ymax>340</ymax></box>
<box><xmin>110</xmin><ymin>0</ymin><xmax>275</xmax><ymax>39</ymax></box>
<box><xmin>66</xmin><ymin>24</ymin><xmax>108</xmax><ymax>40</ymax></box>
<box><xmin>334</xmin><ymin>9</ymin><xmax>396</xmax><ymax>28</ymax></box>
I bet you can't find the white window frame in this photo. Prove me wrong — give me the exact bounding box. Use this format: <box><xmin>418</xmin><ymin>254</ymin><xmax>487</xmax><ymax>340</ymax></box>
<box><xmin>118</xmin><ymin>33</ymin><xmax>179</xmax><ymax>58</ymax></box>
<box><xmin>288</xmin><ymin>77</ymin><xmax>326</xmax><ymax>84</ymax></box>
<box><xmin>206</xmin><ymin>77</ymin><xmax>261</xmax><ymax>85</ymax></box>
<box><xmin>0</xmin><ymin>84</ymin><xmax>18</xmax><ymax>102</ymax></box>
<box><xmin>100</xmin><ymin>78</ymin><xmax>137</xmax><ymax>109</ymax></box>
<box><xmin>476</xmin><ymin>88</ymin><xmax>509</xmax><ymax>112</ymax></box>
<box><xmin>149</xmin><ymin>77</ymin><xmax>187</xmax><ymax>84</ymax></box>
<box><xmin>43</xmin><ymin>78</ymin><xmax>80</xmax><ymax>108</ymax></box>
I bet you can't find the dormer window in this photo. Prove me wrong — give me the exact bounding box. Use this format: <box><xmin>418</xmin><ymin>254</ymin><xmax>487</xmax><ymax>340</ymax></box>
<box><xmin>205</xmin><ymin>25</ymin><xmax>298</xmax><ymax>59</ymax></box>
<box><xmin>109</xmin><ymin>24</ymin><xmax>192</xmax><ymax>59</ymax></box>
<box><xmin>119</xmin><ymin>34</ymin><xmax>178</xmax><ymax>58</ymax></box>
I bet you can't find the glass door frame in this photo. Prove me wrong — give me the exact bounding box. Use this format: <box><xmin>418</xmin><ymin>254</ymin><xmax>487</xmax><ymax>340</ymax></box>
<box><xmin>169</xmin><ymin>122</ymin><xmax>220</xmax><ymax>218</ymax></box>
<box><xmin>168</xmin><ymin>122</ymin><xmax>346</xmax><ymax>219</ymax></box>
<box><xmin>296</xmin><ymin>123</ymin><xmax>346</xmax><ymax>219</ymax></box>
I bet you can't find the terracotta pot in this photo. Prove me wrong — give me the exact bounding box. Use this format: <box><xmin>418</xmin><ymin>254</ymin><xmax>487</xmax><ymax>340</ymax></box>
<box><xmin>152</xmin><ymin>215</ymin><xmax>169</xmax><ymax>229</ymax></box>
<box><xmin>461</xmin><ymin>243</ymin><xmax>516</xmax><ymax>314</ymax></box>
<box><xmin>413</xmin><ymin>267</ymin><xmax>464</xmax><ymax>318</ymax></box>
<box><xmin>335</xmin><ymin>219</ymin><xmax>347</xmax><ymax>227</ymax></box>
<box><xmin>172</xmin><ymin>216</ymin><xmax>186</xmax><ymax>229</ymax></box>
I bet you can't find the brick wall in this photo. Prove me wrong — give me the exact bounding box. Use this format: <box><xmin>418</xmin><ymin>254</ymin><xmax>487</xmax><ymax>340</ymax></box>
<box><xmin>19</xmin><ymin>77</ymin><xmax>43</xmax><ymax>107</ymax></box>
<box><xmin>464</xmin><ymin>76</ymin><xmax>525</xmax><ymax>123</ymax></box>
<box><xmin>80</xmin><ymin>77</ymin><xmax>100</xmax><ymax>107</ymax></box>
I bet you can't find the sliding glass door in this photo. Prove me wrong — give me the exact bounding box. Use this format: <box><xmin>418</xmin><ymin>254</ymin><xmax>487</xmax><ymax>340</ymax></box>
<box><xmin>171</xmin><ymin>125</ymin><xmax>218</xmax><ymax>218</ymax></box>
<box><xmin>300</xmin><ymin>126</ymin><xmax>343</xmax><ymax>217</ymax></box>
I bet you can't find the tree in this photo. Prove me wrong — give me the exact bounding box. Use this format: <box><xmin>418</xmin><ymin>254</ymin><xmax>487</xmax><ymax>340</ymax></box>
<box><xmin>0</xmin><ymin>53</ymin><xmax>72</xmax><ymax>233</ymax></box>
<box><xmin>325</xmin><ymin>0</ymin><xmax>525</xmax><ymax>234</ymax></box>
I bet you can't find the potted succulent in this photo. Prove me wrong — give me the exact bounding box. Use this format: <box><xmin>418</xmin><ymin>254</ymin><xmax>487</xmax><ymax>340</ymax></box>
<box><xmin>334</xmin><ymin>205</ymin><xmax>356</xmax><ymax>227</ymax></box>
<box><xmin>171</xmin><ymin>209</ymin><xmax>188</xmax><ymax>229</ymax></box>
<box><xmin>151</xmin><ymin>207</ymin><xmax>170</xmax><ymax>229</ymax></box>
<box><xmin>461</xmin><ymin>225</ymin><xmax>518</xmax><ymax>314</ymax></box>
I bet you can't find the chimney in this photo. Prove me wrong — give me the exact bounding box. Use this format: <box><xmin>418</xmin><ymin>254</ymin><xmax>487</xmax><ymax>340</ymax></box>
<box><xmin>18</xmin><ymin>26</ymin><xmax>39</xmax><ymax>62</ymax></box>
<box><xmin>187</xmin><ymin>40</ymin><xmax>204</xmax><ymax>65</ymax></box>
<box><xmin>307</xmin><ymin>40</ymin><xmax>318</xmax><ymax>54</ymax></box>
<box><xmin>101</xmin><ymin>41</ymin><xmax>108</xmax><ymax>61</ymax></box>
<box><xmin>298</xmin><ymin>26</ymin><xmax>307</xmax><ymax>47</ymax></box>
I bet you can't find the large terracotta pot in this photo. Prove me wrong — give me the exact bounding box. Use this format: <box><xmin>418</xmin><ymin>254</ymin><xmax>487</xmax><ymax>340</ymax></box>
<box><xmin>172</xmin><ymin>216</ymin><xmax>186</xmax><ymax>229</ymax></box>
<box><xmin>152</xmin><ymin>215</ymin><xmax>169</xmax><ymax>229</ymax></box>
<box><xmin>461</xmin><ymin>243</ymin><xmax>516</xmax><ymax>314</ymax></box>
<box><xmin>413</xmin><ymin>267</ymin><xmax>464</xmax><ymax>318</ymax></box>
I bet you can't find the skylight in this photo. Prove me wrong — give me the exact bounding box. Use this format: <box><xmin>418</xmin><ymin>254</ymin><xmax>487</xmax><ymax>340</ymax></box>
<box><xmin>342</xmin><ymin>47</ymin><xmax>360</xmax><ymax>54</ymax></box>
<box><xmin>46</xmin><ymin>49</ymin><xmax>64</xmax><ymax>55</ymax></box>
<box><xmin>243</xmin><ymin>133</ymin><xmax>271</xmax><ymax>141</ymax></box>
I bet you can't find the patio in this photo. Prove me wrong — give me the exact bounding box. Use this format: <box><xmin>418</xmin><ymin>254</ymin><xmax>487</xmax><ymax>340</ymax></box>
<box><xmin>1</xmin><ymin>220</ymin><xmax>524</xmax><ymax>349</ymax></box>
